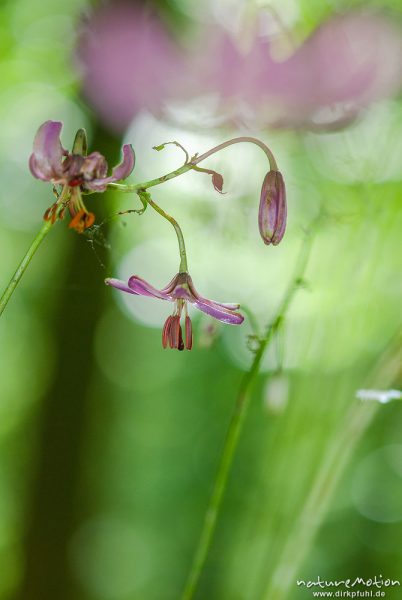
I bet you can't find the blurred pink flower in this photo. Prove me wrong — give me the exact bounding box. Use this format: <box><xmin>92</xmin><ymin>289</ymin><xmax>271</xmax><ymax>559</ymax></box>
<box><xmin>200</xmin><ymin>11</ymin><xmax>402</xmax><ymax>129</ymax></box>
<box><xmin>78</xmin><ymin>6</ymin><xmax>401</xmax><ymax>133</ymax></box>
<box><xmin>78</xmin><ymin>3</ymin><xmax>186</xmax><ymax>132</ymax></box>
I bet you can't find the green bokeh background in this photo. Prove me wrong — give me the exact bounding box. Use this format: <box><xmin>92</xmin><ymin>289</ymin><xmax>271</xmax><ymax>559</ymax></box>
<box><xmin>0</xmin><ymin>1</ymin><xmax>401</xmax><ymax>599</ymax></box>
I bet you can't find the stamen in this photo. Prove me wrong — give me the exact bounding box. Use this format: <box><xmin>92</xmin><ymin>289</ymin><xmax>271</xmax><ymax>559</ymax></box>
<box><xmin>163</xmin><ymin>314</ymin><xmax>185</xmax><ymax>351</ymax></box>
<box><xmin>185</xmin><ymin>315</ymin><xmax>193</xmax><ymax>350</ymax></box>
<box><xmin>68</xmin><ymin>209</ymin><xmax>95</xmax><ymax>233</ymax></box>
<box><xmin>162</xmin><ymin>316</ymin><xmax>173</xmax><ymax>349</ymax></box>
<box><xmin>169</xmin><ymin>315</ymin><xmax>180</xmax><ymax>349</ymax></box>
<box><xmin>178</xmin><ymin>324</ymin><xmax>184</xmax><ymax>351</ymax></box>
<box><xmin>84</xmin><ymin>211</ymin><xmax>95</xmax><ymax>228</ymax></box>
<box><xmin>43</xmin><ymin>205</ymin><xmax>56</xmax><ymax>222</ymax></box>
<box><xmin>43</xmin><ymin>204</ymin><xmax>60</xmax><ymax>224</ymax></box>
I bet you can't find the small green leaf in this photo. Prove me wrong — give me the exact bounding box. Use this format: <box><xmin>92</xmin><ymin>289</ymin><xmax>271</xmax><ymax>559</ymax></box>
<box><xmin>72</xmin><ymin>128</ymin><xmax>88</xmax><ymax>156</ymax></box>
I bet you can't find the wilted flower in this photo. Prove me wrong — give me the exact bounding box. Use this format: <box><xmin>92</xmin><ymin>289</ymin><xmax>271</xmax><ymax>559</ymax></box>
<box><xmin>77</xmin><ymin>5</ymin><xmax>402</xmax><ymax>134</ymax></box>
<box><xmin>105</xmin><ymin>271</ymin><xmax>244</xmax><ymax>350</ymax></box>
<box><xmin>258</xmin><ymin>170</ymin><xmax>287</xmax><ymax>245</ymax></box>
<box><xmin>29</xmin><ymin>121</ymin><xmax>135</xmax><ymax>232</ymax></box>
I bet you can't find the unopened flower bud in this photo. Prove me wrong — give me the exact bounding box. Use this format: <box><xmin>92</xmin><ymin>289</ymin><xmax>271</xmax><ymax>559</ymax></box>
<box><xmin>258</xmin><ymin>170</ymin><xmax>287</xmax><ymax>245</ymax></box>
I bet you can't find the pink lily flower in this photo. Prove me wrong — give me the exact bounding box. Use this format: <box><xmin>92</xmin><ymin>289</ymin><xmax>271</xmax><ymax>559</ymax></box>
<box><xmin>105</xmin><ymin>272</ymin><xmax>244</xmax><ymax>350</ymax></box>
<box><xmin>29</xmin><ymin>120</ymin><xmax>135</xmax><ymax>232</ymax></box>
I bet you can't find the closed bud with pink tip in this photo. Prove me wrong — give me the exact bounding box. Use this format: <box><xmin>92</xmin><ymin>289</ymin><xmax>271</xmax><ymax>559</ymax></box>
<box><xmin>258</xmin><ymin>170</ymin><xmax>287</xmax><ymax>245</ymax></box>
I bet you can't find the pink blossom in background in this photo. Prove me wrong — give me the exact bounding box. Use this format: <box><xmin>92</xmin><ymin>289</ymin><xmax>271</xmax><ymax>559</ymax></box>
<box><xmin>78</xmin><ymin>3</ymin><xmax>185</xmax><ymax>132</ymax></box>
<box><xmin>202</xmin><ymin>11</ymin><xmax>402</xmax><ymax>129</ymax></box>
<box><xmin>78</xmin><ymin>6</ymin><xmax>402</xmax><ymax>133</ymax></box>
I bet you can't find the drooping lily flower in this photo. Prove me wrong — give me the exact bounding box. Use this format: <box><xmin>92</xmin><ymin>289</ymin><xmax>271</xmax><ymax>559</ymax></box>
<box><xmin>258</xmin><ymin>170</ymin><xmax>287</xmax><ymax>245</ymax></box>
<box><xmin>105</xmin><ymin>271</ymin><xmax>244</xmax><ymax>350</ymax></box>
<box><xmin>29</xmin><ymin>120</ymin><xmax>135</xmax><ymax>232</ymax></box>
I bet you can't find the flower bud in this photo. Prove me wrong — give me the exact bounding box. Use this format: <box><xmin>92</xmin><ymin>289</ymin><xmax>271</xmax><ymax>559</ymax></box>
<box><xmin>258</xmin><ymin>170</ymin><xmax>287</xmax><ymax>245</ymax></box>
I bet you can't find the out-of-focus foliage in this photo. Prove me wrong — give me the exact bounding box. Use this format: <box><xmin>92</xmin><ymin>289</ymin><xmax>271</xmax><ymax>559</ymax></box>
<box><xmin>0</xmin><ymin>1</ymin><xmax>401</xmax><ymax>600</ymax></box>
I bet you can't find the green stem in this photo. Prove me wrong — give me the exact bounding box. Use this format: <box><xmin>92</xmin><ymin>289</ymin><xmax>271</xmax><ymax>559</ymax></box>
<box><xmin>0</xmin><ymin>220</ymin><xmax>53</xmax><ymax>317</ymax></box>
<box><xmin>180</xmin><ymin>222</ymin><xmax>317</xmax><ymax>600</ymax></box>
<box><xmin>193</xmin><ymin>137</ymin><xmax>278</xmax><ymax>171</ymax></box>
<box><xmin>145</xmin><ymin>195</ymin><xmax>188</xmax><ymax>273</ymax></box>
<box><xmin>108</xmin><ymin>163</ymin><xmax>192</xmax><ymax>194</ymax></box>
<box><xmin>262</xmin><ymin>328</ymin><xmax>402</xmax><ymax>600</ymax></box>
<box><xmin>108</xmin><ymin>136</ymin><xmax>279</xmax><ymax>196</ymax></box>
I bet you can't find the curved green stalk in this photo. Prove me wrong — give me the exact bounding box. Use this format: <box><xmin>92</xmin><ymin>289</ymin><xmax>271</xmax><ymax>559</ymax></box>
<box><xmin>194</xmin><ymin>137</ymin><xmax>278</xmax><ymax>171</ymax></box>
<box><xmin>108</xmin><ymin>135</ymin><xmax>279</xmax><ymax>196</ymax></box>
<box><xmin>142</xmin><ymin>192</ymin><xmax>188</xmax><ymax>273</ymax></box>
<box><xmin>180</xmin><ymin>220</ymin><xmax>318</xmax><ymax>600</ymax></box>
<box><xmin>0</xmin><ymin>220</ymin><xmax>53</xmax><ymax>317</ymax></box>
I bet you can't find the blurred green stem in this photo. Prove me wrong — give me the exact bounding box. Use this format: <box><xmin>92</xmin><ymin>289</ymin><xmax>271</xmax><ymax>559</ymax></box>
<box><xmin>0</xmin><ymin>220</ymin><xmax>53</xmax><ymax>317</ymax></box>
<box><xmin>262</xmin><ymin>329</ymin><xmax>402</xmax><ymax>600</ymax></box>
<box><xmin>180</xmin><ymin>220</ymin><xmax>318</xmax><ymax>600</ymax></box>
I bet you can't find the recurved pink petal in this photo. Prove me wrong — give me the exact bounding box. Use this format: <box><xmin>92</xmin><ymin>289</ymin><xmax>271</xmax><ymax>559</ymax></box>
<box><xmin>29</xmin><ymin>154</ymin><xmax>52</xmax><ymax>181</ymax></box>
<box><xmin>105</xmin><ymin>278</ymin><xmax>139</xmax><ymax>294</ymax></box>
<box><xmin>211</xmin><ymin>301</ymin><xmax>240</xmax><ymax>310</ymax></box>
<box><xmin>86</xmin><ymin>144</ymin><xmax>135</xmax><ymax>190</ymax></box>
<box><xmin>128</xmin><ymin>275</ymin><xmax>171</xmax><ymax>300</ymax></box>
<box><xmin>29</xmin><ymin>121</ymin><xmax>66</xmax><ymax>181</ymax></box>
<box><xmin>184</xmin><ymin>274</ymin><xmax>240</xmax><ymax>311</ymax></box>
<box><xmin>193</xmin><ymin>297</ymin><xmax>244</xmax><ymax>324</ymax></box>
<box><xmin>111</xmin><ymin>144</ymin><xmax>135</xmax><ymax>180</ymax></box>
<box><xmin>160</xmin><ymin>274</ymin><xmax>182</xmax><ymax>294</ymax></box>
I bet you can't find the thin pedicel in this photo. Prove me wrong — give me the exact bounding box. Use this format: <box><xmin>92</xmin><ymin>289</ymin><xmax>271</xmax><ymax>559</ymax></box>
<box><xmin>180</xmin><ymin>214</ymin><xmax>320</xmax><ymax>600</ymax></box>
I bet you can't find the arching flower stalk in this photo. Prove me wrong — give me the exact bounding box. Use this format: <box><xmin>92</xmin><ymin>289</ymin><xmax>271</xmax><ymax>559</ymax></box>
<box><xmin>1</xmin><ymin>128</ymin><xmax>286</xmax><ymax>321</ymax></box>
<box><xmin>105</xmin><ymin>189</ymin><xmax>243</xmax><ymax>350</ymax></box>
<box><xmin>104</xmin><ymin>137</ymin><xmax>286</xmax><ymax>348</ymax></box>
<box><xmin>111</xmin><ymin>135</ymin><xmax>287</xmax><ymax>245</ymax></box>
